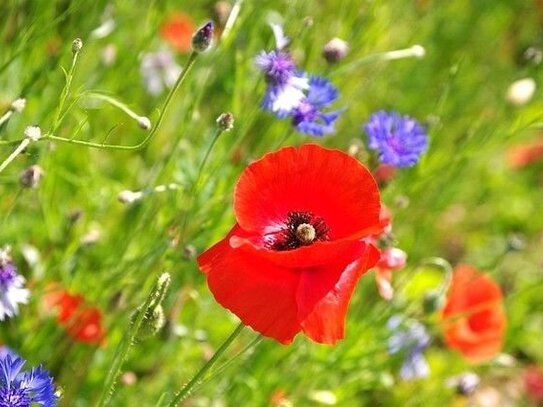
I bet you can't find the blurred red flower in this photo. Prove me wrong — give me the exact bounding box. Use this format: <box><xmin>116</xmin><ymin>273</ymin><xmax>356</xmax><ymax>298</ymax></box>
<box><xmin>198</xmin><ymin>144</ymin><xmax>383</xmax><ymax>344</ymax></box>
<box><xmin>375</xmin><ymin>247</ymin><xmax>407</xmax><ymax>301</ymax></box>
<box><xmin>45</xmin><ymin>288</ymin><xmax>105</xmax><ymax>345</ymax></box>
<box><xmin>506</xmin><ymin>139</ymin><xmax>543</xmax><ymax>169</ymax></box>
<box><xmin>441</xmin><ymin>265</ymin><xmax>506</xmax><ymax>362</ymax></box>
<box><xmin>524</xmin><ymin>366</ymin><xmax>543</xmax><ymax>404</ymax></box>
<box><xmin>160</xmin><ymin>12</ymin><xmax>195</xmax><ymax>53</ymax></box>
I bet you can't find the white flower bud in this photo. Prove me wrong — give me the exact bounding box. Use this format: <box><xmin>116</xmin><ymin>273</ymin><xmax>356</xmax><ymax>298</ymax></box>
<box><xmin>506</xmin><ymin>78</ymin><xmax>536</xmax><ymax>105</ymax></box>
<box><xmin>24</xmin><ymin>126</ymin><xmax>41</xmax><ymax>141</ymax></box>
<box><xmin>10</xmin><ymin>98</ymin><xmax>26</xmax><ymax>113</ymax></box>
<box><xmin>118</xmin><ymin>190</ymin><xmax>144</xmax><ymax>204</ymax></box>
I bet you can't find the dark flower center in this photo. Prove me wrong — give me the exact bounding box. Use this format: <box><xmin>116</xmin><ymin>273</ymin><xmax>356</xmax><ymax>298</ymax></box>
<box><xmin>267</xmin><ymin>211</ymin><xmax>330</xmax><ymax>251</ymax></box>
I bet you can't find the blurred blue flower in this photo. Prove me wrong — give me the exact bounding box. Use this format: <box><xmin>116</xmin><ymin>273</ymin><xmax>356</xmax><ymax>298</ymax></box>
<box><xmin>387</xmin><ymin>315</ymin><xmax>431</xmax><ymax>380</ymax></box>
<box><xmin>363</xmin><ymin>111</ymin><xmax>428</xmax><ymax>167</ymax></box>
<box><xmin>0</xmin><ymin>248</ymin><xmax>30</xmax><ymax>321</ymax></box>
<box><xmin>255</xmin><ymin>51</ymin><xmax>296</xmax><ymax>86</ymax></box>
<box><xmin>0</xmin><ymin>347</ymin><xmax>57</xmax><ymax>406</ymax></box>
<box><xmin>291</xmin><ymin>76</ymin><xmax>341</xmax><ymax>136</ymax></box>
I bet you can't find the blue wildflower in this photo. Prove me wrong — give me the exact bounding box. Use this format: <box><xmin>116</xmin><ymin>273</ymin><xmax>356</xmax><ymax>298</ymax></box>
<box><xmin>363</xmin><ymin>111</ymin><xmax>429</xmax><ymax>167</ymax></box>
<box><xmin>291</xmin><ymin>76</ymin><xmax>341</xmax><ymax>136</ymax></box>
<box><xmin>0</xmin><ymin>247</ymin><xmax>30</xmax><ymax>321</ymax></box>
<box><xmin>262</xmin><ymin>74</ymin><xmax>309</xmax><ymax>117</ymax></box>
<box><xmin>0</xmin><ymin>347</ymin><xmax>58</xmax><ymax>406</ymax></box>
<box><xmin>255</xmin><ymin>51</ymin><xmax>296</xmax><ymax>86</ymax></box>
<box><xmin>387</xmin><ymin>315</ymin><xmax>431</xmax><ymax>380</ymax></box>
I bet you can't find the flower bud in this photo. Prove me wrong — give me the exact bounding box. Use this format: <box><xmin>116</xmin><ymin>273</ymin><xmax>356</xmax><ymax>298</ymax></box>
<box><xmin>323</xmin><ymin>38</ymin><xmax>349</xmax><ymax>63</ymax></box>
<box><xmin>136</xmin><ymin>116</ymin><xmax>152</xmax><ymax>131</ymax></box>
<box><xmin>72</xmin><ymin>38</ymin><xmax>83</xmax><ymax>54</ymax></box>
<box><xmin>118</xmin><ymin>190</ymin><xmax>144</xmax><ymax>205</ymax></box>
<box><xmin>19</xmin><ymin>165</ymin><xmax>44</xmax><ymax>189</ymax></box>
<box><xmin>423</xmin><ymin>290</ymin><xmax>444</xmax><ymax>314</ymax></box>
<box><xmin>10</xmin><ymin>98</ymin><xmax>26</xmax><ymax>113</ymax></box>
<box><xmin>191</xmin><ymin>21</ymin><xmax>214</xmax><ymax>53</ymax></box>
<box><xmin>506</xmin><ymin>78</ymin><xmax>536</xmax><ymax>105</ymax></box>
<box><xmin>132</xmin><ymin>304</ymin><xmax>166</xmax><ymax>340</ymax></box>
<box><xmin>216</xmin><ymin>112</ymin><xmax>234</xmax><ymax>131</ymax></box>
<box><xmin>24</xmin><ymin>126</ymin><xmax>41</xmax><ymax>141</ymax></box>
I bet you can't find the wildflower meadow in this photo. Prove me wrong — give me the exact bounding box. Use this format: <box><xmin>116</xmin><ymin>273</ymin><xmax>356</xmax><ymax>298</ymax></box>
<box><xmin>1</xmin><ymin>1</ymin><xmax>543</xmax><ymax>406</ymax></box>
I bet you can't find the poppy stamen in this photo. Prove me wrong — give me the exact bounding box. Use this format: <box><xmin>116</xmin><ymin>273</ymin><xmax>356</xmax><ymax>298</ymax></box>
<box><xmin>267</xmin><ymin>211</ymin><xmax>330</xmax><ymax>251</ymax></box>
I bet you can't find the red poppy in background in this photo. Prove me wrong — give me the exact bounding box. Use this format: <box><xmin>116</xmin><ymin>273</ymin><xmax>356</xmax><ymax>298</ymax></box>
<box><xmin>160</xmin><ymin>12</ymin><xmax>195</xmax><ymax>53</ymax></box>
<box><xmin>506</xmin><ymin>138</ymin><xmax>543</xmax><ymax>169</ymax></box>
<box><xmin>45</xmin><ymin>287</ymin><xmax>105</xmax><ymax>345</ymax></box>
<box><xmin>198</xmin><ymin>144</ymin><xmax>383</xmax><ymax>344</ymax></box>
<box><xmin>441</xmin><ymin>265</ymin><xmax>506</xmax><ymax>362</ymax></box>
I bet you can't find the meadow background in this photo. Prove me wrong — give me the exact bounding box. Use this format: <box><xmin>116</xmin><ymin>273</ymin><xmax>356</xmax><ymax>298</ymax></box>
<box><xmin>1</xmin><ymin>0</ymin><xmax>543</xmax><ymax>405</ymax></box>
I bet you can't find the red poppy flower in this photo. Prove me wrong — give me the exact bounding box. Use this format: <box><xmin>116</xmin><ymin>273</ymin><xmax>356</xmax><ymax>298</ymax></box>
<box><xmin>160</xmin><ymin>12</ymin><xmax>195</xmax><ymax>53</ymax></box>
<box><xmin>441</xmin><ymin>265</ymin><xmax>506</xmax><ymax>362</ymax></box>
<box><xmin>506</xmin><ymin>138</ymin><xmax>543</xmax><ymax>169</ymax></box>
<box><xmin>44</xmin><ymin>287</ymin><xmax>105</xmax><ymax>346</ymax></box>
<box><xmin>65</xmin><ymin>307</ymin><xmax>105</xmax><ymax>345</ymax></box>
<box><xmin>198</xmin><ymin>144</ymin><xmax>383</xmax><ymax>344</ymax></box>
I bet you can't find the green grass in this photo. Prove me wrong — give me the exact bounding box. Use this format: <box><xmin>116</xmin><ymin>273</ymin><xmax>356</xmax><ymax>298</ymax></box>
<box><xmin>1</xmin><ymin>0</ymin><xmax>543</xmax><ymax>405</ymax></box>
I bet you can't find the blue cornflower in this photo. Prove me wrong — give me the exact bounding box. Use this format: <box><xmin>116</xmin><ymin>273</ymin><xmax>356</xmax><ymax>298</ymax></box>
<box><xmin>0</xmin><ymin>347</ymin><xmax>57</xmax><ymax>406</ymax></box>
<box><xmin>291</xmin><ymin>76</ymin><xmax>341</xmax><ymax>136</ymax></box>
<box><xmin>363</xmin><ymin>111</ymin><xmax>428</xmax><ymax>167</ymax></box>
<box><xmin>387</xmin><ymin>315</ymin><xmax>431</xmax><ymax>380</ymax></box>
<box><xmin>0</xmin><ymin>248</ymin><xmax>29</xmax><ymax>321</ymax></box>
<box><xmin>255</xmin><ymin>51</ymin><xmax>296</xmax><ymax>86</ymax></box>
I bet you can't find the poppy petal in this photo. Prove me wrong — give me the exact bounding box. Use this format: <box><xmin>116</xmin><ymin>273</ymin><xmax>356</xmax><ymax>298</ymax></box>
<box><xmin>234</xmin><ymin>144</ymin><xmax>381</xmax><ymax>241</ymax></box>
<box><xmin>198</xmin><ymin>225</ymin><xmax>302</xmax><ymax>344</ymax></box>
<box><xmin>298</xmin><ymin>243</ymin><xmax>380</xmax><ymax>344</ymax></box>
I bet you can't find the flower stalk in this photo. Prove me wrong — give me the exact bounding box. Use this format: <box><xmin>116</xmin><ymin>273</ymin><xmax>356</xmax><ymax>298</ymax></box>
<box><xmin>166</xmin><ymin>323</ymin><xmax>245</xmax><ymax>407</ymax></box>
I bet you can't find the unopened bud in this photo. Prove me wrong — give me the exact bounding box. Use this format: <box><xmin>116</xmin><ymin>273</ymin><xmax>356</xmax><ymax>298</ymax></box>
<box><xmin>507</xmin><ymin>77</ymin><xmax>536</xmax><ymax>105</ymax></box>
<box><xmin>423</xmin><ymin>290</ymin><xmax>444</xmax><ymax>314</ymax></box>
<box><xmin>136</xmin><ymin>116</ymin><xmax>152</xmax><ymax>131</ymax></box>
<box><xmin>323</xmin><ymin>38</ymin><xmax>349</xmax><ymax>63</ymax></box>
<box><xmin>10</xmin><ymin>98</ymin><xmax>26</xmax><ymax>113</ymax></box>
<box><xmin>72</xmin><ymin>38</ymin><xmax>83</xmax><ymax>54</ymax></box>
<box><xmin>24</xmin><ymin>126</ymin><xmax>41</xmax><ymax>141</ymax></box>
<box><xmin>133</xmin><ymin>304</ymin><xmax>166</xmax><ymax>340</ymax></box>
<box><xmin>19</xmin><ymin>165</ymin><xmax>44</xmax><ymax>189</ymax></box>
<box><xmin>192</xmin><ymin>21</ymin><xmax>214</xmax><ymax>53</ymax></box>
<box><xmin>118</xmin><ymin>190</ymin><xmax>144</xmax><ymax>204</ymax></box>
<box><xmin>216</xmin><ymin>112</ymin><xmax>234</xmax><ymax>131</ymax></box>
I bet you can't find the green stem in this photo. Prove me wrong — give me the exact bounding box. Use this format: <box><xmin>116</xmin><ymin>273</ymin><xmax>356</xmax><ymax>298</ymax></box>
<box><xmin>0</xmin><ymin>138</ymin><xmax>31</xmax><ymax>174</ymax></box>
<box><xmin>95</xmin><ymin>275</ymin><xmax>165</xmax><ymax>407</ymax></box>
<box><xmin>166</xmin><ymin>323</ymin><xmax>245</xmax><ymax>407</ymax></box>
<box><xmin>48</xmin><ymin>52</ymin><xmax>198</xmax><ymax>151</ymax></box>
<box><xmin>0</xmin><ymin>110</ymin><xmax>13</xmax><ymax>128</ymax></box>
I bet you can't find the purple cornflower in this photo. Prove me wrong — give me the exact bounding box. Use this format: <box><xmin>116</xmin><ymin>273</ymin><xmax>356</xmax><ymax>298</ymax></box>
<box><xmin>364</xmin><ymin>111</ymin><xmax>429</xmax><ymax>167</ymax></box>
<box><xmin>0</xmin><ymin>248</ymin><xmax>30</xmax><ymax>321</ymax></box>
<box><xmin>387</xmin><ymin>315</ymin><xmax>431</xmax><ymax>380</ymax></box>
<box><xmin>255</xmin><ymin>51</ymin><xmax>296</xmax><ymax>86</ymax></box>
<box><xmin>291</xmin><ymin>76</ymin><xmax>341</xmax><ymax>136</ymax></box>
<box><xmin>0</xmin><ymin>347</ymin><xmax>58</xmax><ymax>406</ymax></box>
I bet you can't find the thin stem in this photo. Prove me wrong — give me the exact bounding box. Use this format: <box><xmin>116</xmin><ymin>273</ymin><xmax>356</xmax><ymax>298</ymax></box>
<box><xmin>47</xmin><ymin>52</ymin><xmax>198</xmax><ymax>151</ymax></box>
<box><xmin>193</xmin><ymin>128</ymin><xmax>223</xmax><ymax>192</ymax></box>
<box><xmin>331</xmin><ymin>45</ymin><xmax>425</xmax><ymax>77</ymax></box>
<box><xmin>95</xmin><ymin>275</ymin><xmax>164</xmax><ymax>407</ymax></box>
<box><xmin>0</xmin><ymin>138</ymin><xmax>31</xmax><ymax>174</ymax></box>
<box><xmin>0</xmin><ymin>110</ymin><xmax>13</xmax><ymax>128</ymax></box>
<box><xmin>166</xmin><ymin>323</ymin><xmax>245</xmax><ymax>407</ymax></box>
<box><xmin>50</xmin><ymin>47</ymin><xmax>81</xmax><ymax>136</ymax></box>
<box><xmin>85</xmin><ymin>92</ymin><xmax>145</xmax><ymax>121</ymax></box>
